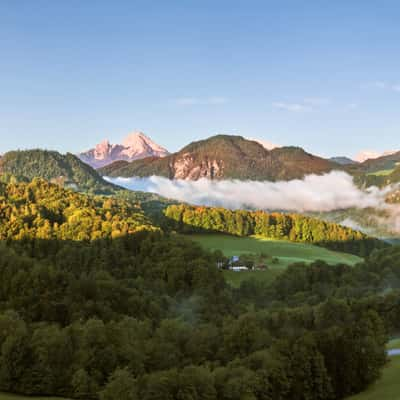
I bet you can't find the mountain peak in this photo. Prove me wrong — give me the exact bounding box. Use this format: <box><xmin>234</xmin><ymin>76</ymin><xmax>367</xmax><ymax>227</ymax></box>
<box><xmin>79</xmin><ymin>131</ymin><xmax>169</xmax><ymax>168</ymax></box>
<box><xmin>122</xmin><ymin>131</ymin><xmax>149</xmax><ymax>147</ymax></box>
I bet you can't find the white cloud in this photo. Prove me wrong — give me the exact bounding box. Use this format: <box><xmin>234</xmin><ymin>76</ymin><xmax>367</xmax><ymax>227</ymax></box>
<box><xmin>174</xmin><ymin>96</ymin><xmax>228</xmax><ymax>106</ymax></box>
<box><xmin>105</xmin><ymin>171</ymin><xmax>393</xmax><ymax>212</ymax></box>
<box><xmin>106</xmin><ymin>172</ymin><xmax>400</xmax><ymax>233</ymax></box>
<box><xmin>272</xmin><ymin>97</ymin><xmax>330</xmax><ymax>113</ymax></box>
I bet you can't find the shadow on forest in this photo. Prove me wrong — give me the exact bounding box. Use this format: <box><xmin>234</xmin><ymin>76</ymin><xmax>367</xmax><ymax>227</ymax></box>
<box><xmin>160</xmin><ymin>213</ymin><xmax>390</xmax><ymax>258</ymax></box>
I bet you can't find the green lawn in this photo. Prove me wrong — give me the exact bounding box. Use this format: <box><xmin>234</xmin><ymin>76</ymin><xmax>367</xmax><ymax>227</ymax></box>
<box><xmin>347</xmin><ymin>356</ymin><xmax>400</xmax><ymax>400</ymax></box>
<box><xmin>186</xmin><ymin>234</ymin><xmax>362</xmax><ymax>287</ymax></box>
<box><xmin>387</xmin><ymin>338</ymin><xmax>400</xmax><ymax>350</ymax></box>
<box><xmin>346</xmin><ymin>339</ymin><xmax>400</xmax><ymax>400</ymax></box>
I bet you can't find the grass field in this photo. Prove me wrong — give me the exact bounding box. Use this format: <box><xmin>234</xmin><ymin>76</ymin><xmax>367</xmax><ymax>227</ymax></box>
<box><xmin>347</xmin><ymin>339</ymin><xmax>400</xmax><ymax>400</ymax></box>
<box><xmin>186</xmin><ymin>234</ymin><xmax>362</xmax><ymax>287</ymax></box>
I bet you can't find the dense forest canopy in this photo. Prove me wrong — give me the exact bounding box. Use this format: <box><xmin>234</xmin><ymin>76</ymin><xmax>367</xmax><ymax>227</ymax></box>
<box><xmin>0</xmin><ymin>178</ymin><xmax>156</xmax><ymax>241</ymax></box>
<box><xmin>164</xmin><ymin>204</ymin><xmax>386</xmax><ymax>256</ymax></box>
<box><xmin>0</xmin><ymin>177</ymin><xmax>396</xmax><ymax>400</ymax></box>
<box><xmin>0</xmin><ymin>231</ymin><xmax>397</xmax><ymax>400</ymax></box>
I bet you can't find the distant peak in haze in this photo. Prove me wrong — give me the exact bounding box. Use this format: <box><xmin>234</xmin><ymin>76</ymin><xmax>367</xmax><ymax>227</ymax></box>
<box><xmin>329</xmin><ymin>156</ymin><xmax>357</xmax><ymax>166</ymax></box>
<box><xmin>355</xmin><ymin>150</ymin><xmax>398</xmax><ymax>163</ymax></box>
<box><xmin>247</xmin><ymin>137</ymin><xmax>280</xmax><ymax>150</ymax></box>
<box><xmin>79</xmin><ymin>131</ymin><xmax>169</xmax><ymax>168</ymax></box>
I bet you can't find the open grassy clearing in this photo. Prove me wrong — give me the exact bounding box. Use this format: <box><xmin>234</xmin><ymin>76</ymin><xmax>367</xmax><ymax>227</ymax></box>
<box><xmin>367</xmin><ymin>169</ymin><xmax>395</xmax><ymax>176</ymax></box>
<box><xmin>347</xmin><ymin>357</ymin><xmax>400</xmax><ymax>400</ymax></box>
<box><xmin>346</xmin><ymin>339</ymin><xmax>400</xmax><ymax>400</ymax></box>
<box><xmin>387</xmin><ymin>338</ymin><xmax>400</xmax><ymax>350</ymax></box>
<box><xmin>186</xmin><ymin>234</ymin><xmax>362</xmax><ymax>287</ymax></box>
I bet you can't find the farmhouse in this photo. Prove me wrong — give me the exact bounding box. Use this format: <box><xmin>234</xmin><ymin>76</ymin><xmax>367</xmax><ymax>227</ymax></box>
<box><xmin>230</xmin><ymin>266</ymin><xmax>248</xmax><ymax>272</ymax></box>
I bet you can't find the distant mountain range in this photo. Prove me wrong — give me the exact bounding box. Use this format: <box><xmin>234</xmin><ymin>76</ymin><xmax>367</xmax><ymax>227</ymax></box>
<box><xmin>99</xmin><ymin>135</ymin><xmax>339</xmax><ymax>181</ymax></box>
<box><xmin>79</xmin><ymin>132</ymin><xmax>169</xmax><ymax>168</ymax></box>
<box><xmin>329</xmin><ymin>157</ymin><xmax>357</xmax><ymax>166</ymax></box>
<box><xmin>0</xmin><ymin>134</ymin><xmax>398</xmax><ymax>199</ymax></box>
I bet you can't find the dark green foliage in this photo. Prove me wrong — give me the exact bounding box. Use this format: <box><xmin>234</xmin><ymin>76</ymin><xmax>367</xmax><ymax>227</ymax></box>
<box><xmin>0</xmin><ymin>234</ymin><xmax>396</xmax><ymax>399</ymax></box>
<box><xmin>164</xmin><ymin>204</ymin><xmax>386</xmax><ymax>256</ymax></box>
<box><xmin>0</xmin><ymin>178</ymin><xmax>395</xmax><ymax>400</ymax></box>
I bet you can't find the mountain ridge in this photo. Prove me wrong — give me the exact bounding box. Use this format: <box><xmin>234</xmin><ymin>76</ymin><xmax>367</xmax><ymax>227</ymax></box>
<box><xmin>79</xmin><ymin>131</ymin><xmax>169</xmax><ymax>168</ymax></box>
<box><xmin>100</xmin><ymin>134</ymin><xmax>341</xmax><ymax>181</ymax></box>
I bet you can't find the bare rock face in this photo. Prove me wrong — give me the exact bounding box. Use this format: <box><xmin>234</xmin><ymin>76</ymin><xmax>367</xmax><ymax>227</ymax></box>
<box><xmin>79</xmin><ymin>132</ymin><xmax>169</xmax><ymax>168</ymax></box>
<box><xmin>171</xmin><ymin>154</ymin><xmax>224</xmax><ymax>180</ymax></box>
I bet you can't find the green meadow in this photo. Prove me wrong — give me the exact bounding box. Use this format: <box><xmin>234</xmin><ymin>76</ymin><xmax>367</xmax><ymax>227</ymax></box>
<box><xmin>186</xmin><ymin>234</ymin><xmax>362</xmax><ymax>287</ymax></box>
<box><xmin>347</xmin><ymin>339</ymin><xmax>400</xmax><ymax>400</ymax></box>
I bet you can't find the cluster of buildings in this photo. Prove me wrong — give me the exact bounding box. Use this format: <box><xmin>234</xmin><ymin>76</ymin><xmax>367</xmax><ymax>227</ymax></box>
<box><xmin>217</xmin><ymin>256</ymin><xmax>269</xmax><ymax>272</ymax></box>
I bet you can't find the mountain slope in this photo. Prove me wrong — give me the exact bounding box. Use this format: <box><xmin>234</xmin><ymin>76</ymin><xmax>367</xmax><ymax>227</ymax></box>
<box><xmin>0</xmin><ymin>149</ymin><xmax>117</xmax><ymax>194</ymax></box>
<box><xmin>79</xmin><ymin>131</ymin><xmax>169</xmax><ymax>168</ymax></box>
<box><xmin>100</xmin><ymin>135</ymin><xmax>340</xmax><ymax>180</ymax></box>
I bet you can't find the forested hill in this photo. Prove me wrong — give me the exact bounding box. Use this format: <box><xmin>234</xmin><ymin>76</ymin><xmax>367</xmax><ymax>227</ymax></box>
<box><xmin>0</xmin><ymin>177</ymin><xmax>396</xmax><ymax>400</ymax></box>
<box><xmin>164</xmin><ymin>204</ymin><xmax>386</xmax><ymax>256</ymax></box>
<box><xmin>99</xmin><ymin>135</ymin><xmax>339</xmax><ymax>180</ymax></box>
<box><xmin>0</xmin><ymin>149</ymin><xmax>118</xmax><ymax>194</ymax></box>
<box><xmin>0</xmin><ymin>178</ymin><xmax>156</xmax><ymax>241</ymax></box>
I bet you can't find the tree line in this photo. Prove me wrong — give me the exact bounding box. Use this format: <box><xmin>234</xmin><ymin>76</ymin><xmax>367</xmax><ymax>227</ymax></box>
<box><xmin>164</xmin><ymin>204</ymin><xmax>386</xmax><ymax>256</ymax></box>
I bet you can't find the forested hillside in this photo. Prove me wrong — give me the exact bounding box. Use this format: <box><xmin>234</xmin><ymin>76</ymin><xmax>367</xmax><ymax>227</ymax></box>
<box><xmin>0</xmin><ymin>178</ymin><xmax>155</xmax><ymax>241</ymax></box>
<box><xmin>0</xmin><ymin>150</ymin><xmax>117</xmax><ymax>194</ymax></box>
<box><xmin>164</xmin><ymin>204</ymin><xmax>386</xmax><ymax>256</ymax></box>
<box><xmin>0</xmin><ymin>177</ymin><xmax>394</xmax><ymax>400</ymax></box>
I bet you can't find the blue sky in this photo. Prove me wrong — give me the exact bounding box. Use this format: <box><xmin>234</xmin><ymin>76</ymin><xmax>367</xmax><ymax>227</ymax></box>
<box><xmin>1</xmin><ymin>0</ymin><xmax>400</xmax><ymax>158</ymax></box>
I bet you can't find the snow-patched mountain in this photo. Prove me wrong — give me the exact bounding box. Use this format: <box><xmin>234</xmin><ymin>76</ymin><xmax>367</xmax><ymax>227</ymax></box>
<box><xmin>79</xmin><ymin>132</ymin><xmax>169</xmax><ymax>168</ymax></box>
<box><xmin>248</xmin><ymin>137</ymin><xmax>280</xmax><ymax>151</ymax></box>
<box><xmin>355</xmin><ymin>150</ymin><xmax>398</xmax><ymax>163</ymax></box>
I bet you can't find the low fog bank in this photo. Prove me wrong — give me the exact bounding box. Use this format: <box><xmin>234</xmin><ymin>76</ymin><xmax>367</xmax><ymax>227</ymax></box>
<box><xmin>105</xmin><ymin>171</ymin><xmax>400</xmax><ymax>233</ymax></box>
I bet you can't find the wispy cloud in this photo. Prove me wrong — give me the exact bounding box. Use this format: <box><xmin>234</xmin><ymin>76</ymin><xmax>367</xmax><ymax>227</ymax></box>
<box><xmin>272</xmin><ymin>102</ymin><xmax>311</xmax><ymax>112</ymax></box>
<box><xmin>174</xmin><ymin>96</ymin><xmax>228</xmax><ymax>106</ymax></box>
<box><xmin>363</xmin><ymin>81</ymin><xmax>400</xmax><ymax>92</ymax></box>
<box><xmin>272</xmin><ymin>97</ymin><xmax>330</xmax><ymax>113</ymax></box>
<box><xmin>303</xmin><ymin>97</ymin><xmax>330</xmax><ymax>106</ymax></box>
<box><xmin>346</xmin><ymin>103</ymin><xmax>358</xmax><ymax>110</ymax></box>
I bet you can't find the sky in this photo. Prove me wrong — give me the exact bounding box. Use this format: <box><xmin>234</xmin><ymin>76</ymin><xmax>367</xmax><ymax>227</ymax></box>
<box><xmin>1</xmin><ymin>0</ymin><xmax>400</xmax><ymax>158</ymax></box>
